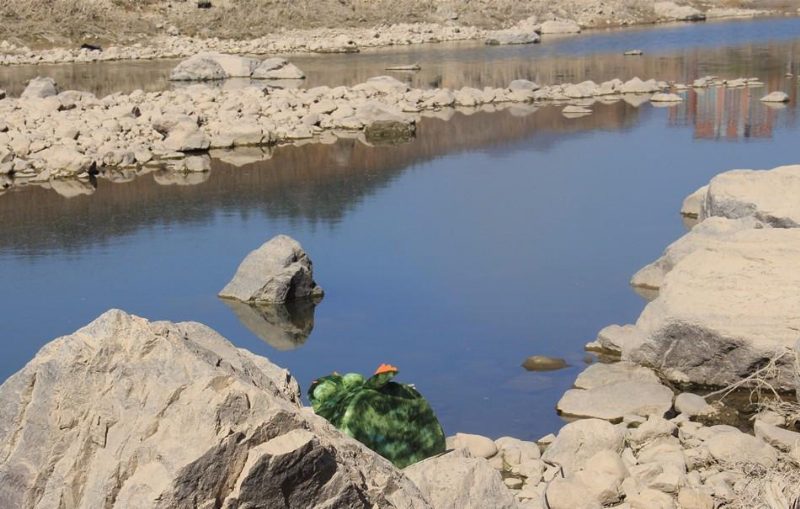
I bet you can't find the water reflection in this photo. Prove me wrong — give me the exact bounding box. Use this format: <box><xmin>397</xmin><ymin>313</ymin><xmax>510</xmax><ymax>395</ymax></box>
<box><xmin>668</xmin><ymin>76</ymin><xmax>799</xmax><ymax>140</ymax></box>
<box><xmin>2</xmin><ymin>18</ymin><xmax>800</xmax><ymax>97</ymax></box>
<box><xmin>222</xmin><ymin>298</ymin><xmax>318</xmax><ymax>350</ymax></box>
<box><xmin>0</xmin><ymin>102</ymin><xmax>641</xmax><ymax>255</ymax></box>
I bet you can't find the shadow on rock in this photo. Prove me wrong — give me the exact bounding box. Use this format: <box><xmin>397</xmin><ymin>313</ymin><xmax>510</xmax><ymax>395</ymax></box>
<box><xmin>222</xmin><ymin>297</ymin><xmax>319</xmax><ymax>351</ymax></box>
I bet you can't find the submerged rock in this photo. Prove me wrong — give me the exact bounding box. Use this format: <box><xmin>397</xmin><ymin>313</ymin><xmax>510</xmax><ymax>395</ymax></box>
<box><xmin>219</xmin><ymin>234</ymin><xmax>324</xmax><ymax>304</ymax></box>
<box><xmin>522</xmin><ymin>355</ymin><xmax>567</xmax><ymax>371</ymax></box>
<box><xmin>0</xmin><ymin>310</ymin><xmax>430</xmax><ymax>508</ymax></box>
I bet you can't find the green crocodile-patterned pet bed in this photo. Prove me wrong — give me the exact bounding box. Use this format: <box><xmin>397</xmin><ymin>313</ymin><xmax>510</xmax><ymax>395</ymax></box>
<box><xmin>309</xmin><ymin>364</ymin><xmax>446</xmax><ymax>468</ymax></box>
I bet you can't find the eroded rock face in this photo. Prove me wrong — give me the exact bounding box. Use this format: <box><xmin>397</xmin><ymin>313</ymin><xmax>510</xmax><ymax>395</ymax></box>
<box><xmin>0</xmin><ymin>309</ymin><xmax>429</xmax><ymax>509</ymax></box>
<box><xmin>219</xmin><ymin>234</ymin><xmax>324</xmax><ymax>304</ymax></box>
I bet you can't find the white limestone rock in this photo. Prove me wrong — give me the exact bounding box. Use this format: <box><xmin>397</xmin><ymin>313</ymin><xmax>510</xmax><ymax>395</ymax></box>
<box><xmin>573</xmin><ymin>362</ymin><xmax>660</xmax><ymax>390</ymax></box>
<box><xmin>541</xmin><ymin>419</ymin><xmax>625</xmax><ymax>476</ymax></box>
<box><xmin>0</xmin><ymin>310</ymin><xmax>430</xmax><ymax>509</ymax></box>
<box><xmin>700</xmin><ymin>164</ymin><xmax>800</xmax><ymax>227</ymax></box>
<box><xmin>449</xmin><ymin>432</ymin><xmax>498</xmax><ymax>459</ymax></box>
<box><xmin>630</xmin><ymin>217</ymin><xmax>761</xmax><ymax>292</ymax></box>
<box><xmin>629</xmin><ymin>228</ymin><xmax>800</xmax><ymax>389</ymax></box>
<box><xmin>557</xmin><ymin>381</ymin><xmax>673</xmax><ymax>422</ymax></box>
<box><xmin>704</xmin><ymin>427</ymin><xmax>778</xmax><ymax>467</ymax></box>
<box><xmin>404</xmin><ymin>448</ymin><xmax>519</xmax><ymax>509</ymax></box>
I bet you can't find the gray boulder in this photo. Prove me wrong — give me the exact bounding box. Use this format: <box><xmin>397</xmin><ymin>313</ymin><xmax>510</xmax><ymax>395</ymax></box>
<box><xmin>21</xmin><ymin>76</ymin><xmax>60</xmax><ymax>99</ymax></box>
<box><xmin>0</xmin><ymin>309</ymin><xmax>430</xmax><ymax>509</ymax></box>
<box><xmin>219</xmin><ymin>234</ymin><xmax>324</xmax><ymax>304</ymax></box>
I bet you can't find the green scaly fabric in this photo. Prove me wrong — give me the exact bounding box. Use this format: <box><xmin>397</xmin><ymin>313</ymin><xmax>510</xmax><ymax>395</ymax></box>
<box><xmin>308</xmin><ymin>367</ymin><xmax>445</xmax><ymax>468</ymax></box>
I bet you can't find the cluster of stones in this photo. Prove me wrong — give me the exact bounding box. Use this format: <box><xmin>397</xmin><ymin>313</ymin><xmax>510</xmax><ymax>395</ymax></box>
<box><xmin>446</xmin><ymin>360</ymin><xmax>800</xmax><ymax>509</ymax></box>
<box><xmin>1</xmin><ymin>65</ymin><xmax>791</xmax><ymax>196</ymax></box>
<box><xmin>0</xmin><ymin>72</ymin><xmax>671</xmax><ymax>191</ymax></box>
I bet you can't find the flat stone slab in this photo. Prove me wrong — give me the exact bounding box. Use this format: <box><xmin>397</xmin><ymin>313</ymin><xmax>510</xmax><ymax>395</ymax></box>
<box><xmin>557</xmin><ymin>381</ymin><xmax>673</xmax><ymax>422</ymax></box>
<box><xmin>573</xmin><ymin>362</ymin><xmax>660</xmax><ymax>390</ymax></box>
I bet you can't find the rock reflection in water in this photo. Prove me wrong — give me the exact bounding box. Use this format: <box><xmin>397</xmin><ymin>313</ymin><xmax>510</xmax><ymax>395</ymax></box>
<box><xmin>667</xmin><ymin>77</ymin><xmax>800</xmax><ymax>140</ymax></box>
<box><xmin>222</xmin><ymin>298</ymin><xmax>318</xmax><ymax>351</ymax></box>
<box><xmin>3</xmin><ymin>18</ymin><xmax>800</xmax><ymax>97</ymax></box>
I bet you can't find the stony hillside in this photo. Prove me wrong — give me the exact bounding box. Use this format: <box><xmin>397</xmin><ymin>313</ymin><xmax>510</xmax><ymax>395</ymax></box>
<box><xmin>0</xmin><ymin>0</ymin><xmax>796</xmax><ymax>46</ymax></box>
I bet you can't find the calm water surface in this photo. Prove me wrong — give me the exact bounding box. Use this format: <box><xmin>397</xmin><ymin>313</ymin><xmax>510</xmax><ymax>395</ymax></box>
<box><xmin>2</xmin><ymin>19</ymin><xmax>800</xmax><ymax>440</ymax></box>
<box><xmin>2</xmin><ymin>17</ymin><xmax>800</xmax><ymax>95</ymax></box>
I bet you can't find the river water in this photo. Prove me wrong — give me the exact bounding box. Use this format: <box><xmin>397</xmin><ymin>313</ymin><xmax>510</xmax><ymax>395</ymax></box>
<box><xmin>1</xmin><ymin>17</ymin><xmax>800</xmax><ymax>440</ymax></box>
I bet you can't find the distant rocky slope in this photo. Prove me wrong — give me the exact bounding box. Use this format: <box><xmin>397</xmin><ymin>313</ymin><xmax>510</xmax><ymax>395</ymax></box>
<box><xmin>0</xmin><ymin>0</ymin><xmax>794</xmax><ymax>46</ymax></box>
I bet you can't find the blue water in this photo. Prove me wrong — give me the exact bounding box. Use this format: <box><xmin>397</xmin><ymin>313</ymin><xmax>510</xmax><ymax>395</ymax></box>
<box><xmin>3</xmin><ymin>17</ymin><xmax>800</xmax><ymax>439</ymax></box>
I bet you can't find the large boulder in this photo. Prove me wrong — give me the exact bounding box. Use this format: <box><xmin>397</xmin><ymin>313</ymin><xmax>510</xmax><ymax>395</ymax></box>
<box><xmin>0</xmin><ymin>310</ymin><xmax>431</xmax><ymax>508</ymax></box>
<box><xmin>630</xmin><ymin>217</ymin><xmax>762</xmax><ymax>293</ymax></box>
<box><xmin>21</xmin><ymin>76</ymin><xmax>60</xmax><ymax>99</ymax></box>
<box><xmin>699</xmin><ymin>165</ymin><xmax>800</xmax><ymax>227</ymax></box>
<box><xmin>252</xmin><ymin>58</ymin><xmax>305</xmax><ymax>80</ymax></box>
<box><xmin>404</xmin><ymin>449</ymin><xmax>519</xmax><ymax>509</ymax></box>
<box><xmin>628</xmin><ymin>228</ymin><xmax>800</xmax><ymax>388</ymax></box>
<box><xmin>169</xmin><ymin>54</ymin><xmax>228</xmax><ymax>81</ymax></box>
<box><xmin>208</xmin><ymin>53</ymin><xmax>260</xmax><ymax>77</ymax></box>
<box><xmin>219</xmin><ymin>234</ymin><xmax>324</xmax><ymax>304</ymax></box>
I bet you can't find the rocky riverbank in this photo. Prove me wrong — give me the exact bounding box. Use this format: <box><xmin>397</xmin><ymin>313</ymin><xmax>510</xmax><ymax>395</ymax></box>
<box><xmin>0</xmin><ymin>1</ymin><xmax>785</xmax><ymax>67</ymax></box>
<box><xmin>0</xmin><ymin>64</ymin><xmax>787</xmax><ymax>196</ymax></box>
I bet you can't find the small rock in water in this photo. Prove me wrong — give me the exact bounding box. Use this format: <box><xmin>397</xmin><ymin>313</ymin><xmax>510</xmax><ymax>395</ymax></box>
<box><xmin>219</xmin><ymin>234</ymin><xmax>324</xmax><ymax>304</ymax></box>
<box><xmin>760</xmin><ymin>91</ymin><xmax>790</xmax><ymax>103</ymax></box>
<box><xmin>522</xmin><ymin>355</ymin><xmax>568</xmax><ymax>371</ymax></box>
<box><xmin>624</xmin><ymin>49</ymin><xmax>643</xmax><ymax>56</ymax></box>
